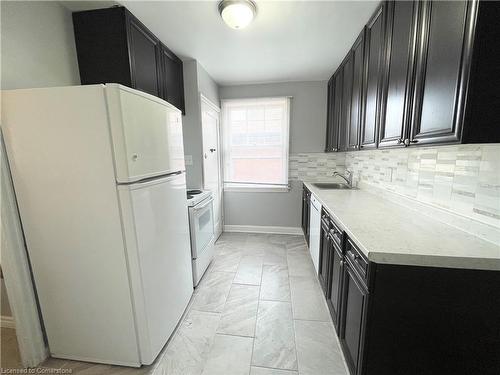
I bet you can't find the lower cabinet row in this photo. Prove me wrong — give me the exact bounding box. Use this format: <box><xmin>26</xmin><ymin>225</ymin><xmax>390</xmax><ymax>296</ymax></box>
<box><xmin>319</xmin><ymin>209</ymin><xmax>369</xmax><ymax>375</ymax></box>
<box><xmin>314</xmin><ymin>207</ymin><xmax>500</xmax><ymax>375</ymax></box>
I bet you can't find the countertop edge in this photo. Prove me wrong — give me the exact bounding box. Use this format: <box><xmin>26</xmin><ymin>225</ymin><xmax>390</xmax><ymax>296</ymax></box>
<box><xmin>303</xmin><ymin>182</ymin><xmax>500</xmax><ymax>272</ymax></box>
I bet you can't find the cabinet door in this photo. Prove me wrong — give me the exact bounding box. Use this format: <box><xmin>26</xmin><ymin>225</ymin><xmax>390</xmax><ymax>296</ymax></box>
<box><xmin>305</xmin><ymin>192</ymin><xmax>310</xmax><ymax>245</ymax></box>
<box><xmin>159</xmin><ymin>43</ymin><xmax>185</xmax><ymax>114</ymax></box>
<box><xmin>326</xmin><ymin>244</ymin><xmax>343</xmax><ymax>330</ymax></box>
<box><xmin>379</xmin><ymin>1</ymin><xmax>419</xmax><ymax>148</ymax></box>
<box><xmin>318</xmin><ymin>221</ymin><xmax>331</xmax><ymax>293</ymax></box>
<box><xmin>339</xmin><ymin>56</ymin><xmax>353</xmax><ymax>152</ymax></box>
<box><xmin>326</xmin><ymin>74</ymin><xmax>341</xmax><ymax>152</ymax></box>
<box><xmin>126</xmin><ymin>15</ymin><xmax>160</xmax><ymax>97</ymax></box>
<box><xmin>340</xmin><ymin>262</ymin><xmax>369</xmax><ymax>375</ymax></box>
<box><xmin>348</xmin><ymin>30</ymin><xmax>366</xmax><ymax>151</ymax></box>
<box><xmin>361</xmin><ymin>5</ymin><xmax>385</xmax><ymax>149</ymax></box>
<box><xmin>325</xmin><ymin>77</ymin><xmax>335</xmax><ymax>152</ymax></box>
<box><xmin>332</xmin><ymin>72</ymin><xmax>343</xmax><ymax>152</ymax></box>
<box><xmin>410</xmin><ymin>0</ymin><xmax>469</xmax><ymax>145</ymax></box>
<box><xmin>302</xmin><ymin>189</ymin><xmax>310</xmax><ymax>244</ymax></box>
<box><xmin>301</xmin><ymin>189</ymin><xmax>307</xmax><ymax>236</ymax></box>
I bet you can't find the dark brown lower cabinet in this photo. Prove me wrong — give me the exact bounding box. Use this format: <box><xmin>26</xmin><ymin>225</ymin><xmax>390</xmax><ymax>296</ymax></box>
<box><xmin>315</xmin><ymin>209</ymin><xmax>500</xmax><ymax>375</ymax></box>
<box><xmin>362</xmin><ymin>264</ymin><xmax>500</xmax><ymax>375</ymax></box>
<box><xmin>326</xmin><ymin>240</ymin><xmax>344</xmax><ymax>330</ymax></box>
<box><xmin>318</xmin><ymin>216</ymin><xmax>331</xmax><ymax>293</ymax></box>
<box><xmin>301</xmin><ymin>186</ymin><xmax>311</xmax><ymax>245</ymax></box>
<box><xmin>339</xmin><ymin>253</ymin><xmax>369</xmax><ymax>375</ymax></box>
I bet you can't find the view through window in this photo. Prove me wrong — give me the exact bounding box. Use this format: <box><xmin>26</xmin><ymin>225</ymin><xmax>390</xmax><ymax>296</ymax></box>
<box><xmin>221</xmin><ymin>97</ymin><xmax>291</xmax><ymax>189</ymax></box>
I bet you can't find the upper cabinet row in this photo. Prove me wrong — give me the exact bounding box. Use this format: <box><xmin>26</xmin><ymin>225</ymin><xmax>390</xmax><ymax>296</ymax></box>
<box><xmin>325</xmin><ymin>0</ymin><xmax>500</xmax><ymax>152</ymax></box>
<box><xmin>73</xmin><ymin>7</ymin><xmax>185</xmax><ymax>113</ymax></box>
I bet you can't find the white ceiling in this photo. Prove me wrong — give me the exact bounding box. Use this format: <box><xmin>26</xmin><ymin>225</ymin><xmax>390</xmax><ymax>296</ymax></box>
<box><xmin>62</xmin><ymin>1</ymin><xmax>379</xmax><ymax>86</ymax></box>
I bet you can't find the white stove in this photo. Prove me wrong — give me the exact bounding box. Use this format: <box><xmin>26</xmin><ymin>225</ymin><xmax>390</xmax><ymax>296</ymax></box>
<box><xmin>186</xmin><ymin>189</ymin><xmax>212</xmax><ymax>207</ymax></box>
<box><xmin>186</xmin><ymin>189</ymin><xmax>215</xmax><ymax>286</ymax></box>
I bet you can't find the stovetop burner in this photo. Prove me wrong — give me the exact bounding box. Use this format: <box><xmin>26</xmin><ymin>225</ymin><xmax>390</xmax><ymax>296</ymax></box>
<box><xmin>187</xmin><ymin>189</ymin><xmax>203</xmax><ymax>195</ymax></box>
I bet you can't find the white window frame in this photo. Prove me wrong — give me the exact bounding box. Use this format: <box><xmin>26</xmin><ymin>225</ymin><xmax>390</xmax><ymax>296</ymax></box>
<box><xmin>221</xmin><ymin>97</ymin><xmax>291</xmax><ymax>193</ymax></box>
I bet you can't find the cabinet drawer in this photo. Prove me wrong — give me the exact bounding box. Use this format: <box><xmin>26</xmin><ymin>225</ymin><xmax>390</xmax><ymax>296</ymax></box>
<box><xmin>345</xmin><ymin>238</ymin><xmax>368</xmax><ymax>282</ymax></box>
<box><xmin>321</xmin><ymin>211</ymin><xmax>343</xmax><ymax>247</ymax></box>
<box><xmin>329</xmin><ymin>218</ymin><xmax>343</xmax><ymax>247</ymax></box>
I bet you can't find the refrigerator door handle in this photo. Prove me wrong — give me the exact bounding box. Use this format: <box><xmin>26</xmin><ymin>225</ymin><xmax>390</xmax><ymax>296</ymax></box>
<box><xmin>118</xmin><ymin>171</ymin><xmax>185</xmax><ymax>190</ymax></box>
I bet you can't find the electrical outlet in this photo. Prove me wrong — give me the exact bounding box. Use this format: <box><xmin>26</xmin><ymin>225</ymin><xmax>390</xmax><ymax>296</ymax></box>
<box><xmin>184</xmin><ymin>155</ymin><xmax>193</xmax><ymax>166</ymax></box>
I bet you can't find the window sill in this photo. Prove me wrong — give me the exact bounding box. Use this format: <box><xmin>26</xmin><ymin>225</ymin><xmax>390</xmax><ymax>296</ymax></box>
<box><xmin>224</xmin><ymin>184</ymin><xmax>290</xmax><ymax>193</ymax></box>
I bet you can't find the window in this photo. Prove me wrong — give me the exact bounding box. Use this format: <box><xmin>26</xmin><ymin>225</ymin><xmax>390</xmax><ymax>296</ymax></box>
<box><xmin>222</xmin><ymin>97</ymin><xmax>291</xmax><ymax>191</ymax></box>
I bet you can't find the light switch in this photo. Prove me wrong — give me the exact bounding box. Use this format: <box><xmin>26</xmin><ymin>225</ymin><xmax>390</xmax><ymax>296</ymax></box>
<box><xmin>185</xmin><ymin>155</ymin><xmax>193</xmax><ymax>166</ymax></box>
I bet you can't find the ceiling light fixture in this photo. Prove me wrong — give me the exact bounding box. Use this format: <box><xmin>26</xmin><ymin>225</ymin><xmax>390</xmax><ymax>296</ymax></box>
<box><xmin>218</xmin><ymin>0</ymin><xmax>257</xmax><ymax>30</ymax></box>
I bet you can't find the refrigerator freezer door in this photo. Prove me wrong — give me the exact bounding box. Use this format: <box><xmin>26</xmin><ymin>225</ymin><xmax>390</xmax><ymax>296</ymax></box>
<box><xmin>118</xmin><ymin>172</ymin><xmax>193</xmax><ymax>364</ymax></box>
<box><xmin>106</xmin><ymin>84</ymin><xmax>185</xmax><ymax>183</ymax></box>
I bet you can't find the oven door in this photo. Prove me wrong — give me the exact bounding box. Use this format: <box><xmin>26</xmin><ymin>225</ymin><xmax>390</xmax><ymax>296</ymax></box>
<box><xmin>189</xmin><ymin>197</ymin><xmax>215</xmax><ymax>259</ymax></box>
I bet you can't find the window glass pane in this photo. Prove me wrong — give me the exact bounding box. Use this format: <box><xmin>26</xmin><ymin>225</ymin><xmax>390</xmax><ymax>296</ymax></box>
<box><xmin>222</xmin><ymin>97</ymin><xmax>290</xmax><ymax>187</ymax></box>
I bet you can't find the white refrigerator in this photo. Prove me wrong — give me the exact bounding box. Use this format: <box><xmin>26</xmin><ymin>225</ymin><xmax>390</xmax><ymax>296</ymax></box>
<box><xmin>2</xmin><ymin>84</ymin><xmax>194</xmax><ymax>367</ymax></box>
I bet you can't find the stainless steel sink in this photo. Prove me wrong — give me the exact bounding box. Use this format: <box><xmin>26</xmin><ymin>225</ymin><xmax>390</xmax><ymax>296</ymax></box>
<box><xmin>312</xmin><ymin>182</ymin><xmax>353</xmax><ymax>189</ymax></box>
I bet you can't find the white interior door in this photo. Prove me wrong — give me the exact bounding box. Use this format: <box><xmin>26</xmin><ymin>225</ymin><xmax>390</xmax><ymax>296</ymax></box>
<box><xmin>201</xmin><ymin>96</ymin><xmax>223</xmax><ymax>239</ymax></box>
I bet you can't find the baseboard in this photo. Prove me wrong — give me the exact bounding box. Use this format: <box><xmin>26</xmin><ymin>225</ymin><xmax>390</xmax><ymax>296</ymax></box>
<box><xmin>224</xmin><ymin>225</ymin><xmax>303</xmax><ymax>235</ymax></box>
<box><xmin>1</xmin><ymin>315</ymin><xmax>15</xmax><ymax>329</ymax></box>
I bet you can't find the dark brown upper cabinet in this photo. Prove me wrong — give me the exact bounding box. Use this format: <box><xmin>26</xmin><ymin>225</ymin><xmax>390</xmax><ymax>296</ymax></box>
<box><xmin>339</xmin><ymin>55</ymin><xmax>353</xmax><ymax>152</ymax></box>
<box><xmin>360</xmin><ymin>5</ymin><xmax>386</xmax><ymax>149</ymax></box>
<box><xmin>325</xmin><ymin>73</ymin><xmax>343</xmax><ymax>152</ymax></box>
<box><xmin>378</xmin><ymin>1</ymin><xmax>419</xmax><ymax>148</ymax></box>
<box><xmin>332</xmin><ymin>72</ymin><xmax>343</xmax><ymax>152</ymax></box>
<box><xmin>409</xmin><ymin>0</ymin><xmax>500</xmax><ymax>146</ymax></box>
<box><xmin>348</xmin><ymin>30</ymin><xmax>366</xmax><ymax>151</ymax></box>
<box><xmin>126</xmin><ymin>15</ymin><xmax>161</xmax><ymax>97</ymax></box>
<box><xmin>73</xmin><ymin>7</ymin><xmax>185</xmax><ymax>113</ymax></box>
<box><xmin>325</xmin><ymin>77</ymin><xmax>336</xmax><ymax>152</ymax></box>
<box><xmin>158</xmin><ymin>43</ymin><xmax>185</xmax><ymax>115</ymax></box>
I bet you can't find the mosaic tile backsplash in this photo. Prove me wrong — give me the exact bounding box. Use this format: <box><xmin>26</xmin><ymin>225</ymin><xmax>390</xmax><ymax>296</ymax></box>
<box><xmin>291</xmin><ymin>144</ymin><xmax>500</xmax><ymax>229</ymax></box>
<box><xmin>289</xmin><ymin>153</ymin><xmax>345</xmax><ymax>182</ymax></box>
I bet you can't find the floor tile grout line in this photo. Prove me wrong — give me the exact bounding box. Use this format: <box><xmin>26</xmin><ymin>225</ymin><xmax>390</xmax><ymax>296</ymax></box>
<box><xmin>250</xmin><ymin>364</ymin><xmax>299</xmax><ymax>373</ymax></box>
<box><xmin>286</xmin><ymin>235</ymin><xmax>302</xmax><ymax>374</ymax></box>
<box><xmin>293</xmin><ymin>317</ymin><xmax>333</xmax><ymax>323</ymax></box>
<box><xmin>249</xmin><ymin>239</ymin><xmax>265</xmax><ymax>375</ymax></box>
<box><xmin>187</xmin><ymin>234</ymin><xmax>244</xmax><ymax>375</ymax></box>
<box><xmin>215</xmin><ymin>332</ymin><xmax>256</xmax><ymax>339</ymax></box>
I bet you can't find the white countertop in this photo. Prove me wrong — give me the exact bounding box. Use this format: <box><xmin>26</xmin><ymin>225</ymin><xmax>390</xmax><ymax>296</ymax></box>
<box><xmin>304</xmin><ymin>182</ymin><xmax>500</xmax><ymax>271</ymax></box>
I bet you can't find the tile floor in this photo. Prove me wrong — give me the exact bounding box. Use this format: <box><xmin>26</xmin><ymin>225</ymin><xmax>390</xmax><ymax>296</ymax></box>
<box><xmin>30</xmin><ymin>233</ymin><xmax>348</xmax><ymax>375</ymax></box>
<box><xmin>157</xmin><ymin>232</ymin><xmax>349</xmax><ymax>375</ymax></box>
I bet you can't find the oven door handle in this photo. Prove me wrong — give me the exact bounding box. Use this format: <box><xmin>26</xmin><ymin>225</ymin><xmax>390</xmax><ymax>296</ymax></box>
<box><xmin>193</xmin><ymin>197</ymin><xmax>213</xmax><ymax>212</ymax></box>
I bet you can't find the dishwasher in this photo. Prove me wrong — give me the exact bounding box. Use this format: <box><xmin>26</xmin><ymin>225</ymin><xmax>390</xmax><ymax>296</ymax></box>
<box><xmin>309</xmin><ymin>193</ymin><xmax>321</xmax><ymax>274</ymax></box>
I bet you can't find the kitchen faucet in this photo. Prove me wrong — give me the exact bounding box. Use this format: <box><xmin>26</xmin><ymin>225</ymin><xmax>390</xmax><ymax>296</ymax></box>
<box><xmin>333</xmin><ymin>170</ymin><xmax>353</xmax><ymax>188</ymax></box>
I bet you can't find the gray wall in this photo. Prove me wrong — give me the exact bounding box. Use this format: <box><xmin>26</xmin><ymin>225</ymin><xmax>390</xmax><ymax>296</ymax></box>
<box><xmin>1</xmin><ymin>1</ymin><xmax>80</xmax><ymax>317</ymax></box>
<box><xmin>197</xmin><ymin>63</ymin><xmax>220</xmax><ymax>107</ymax></box>
<box><xmin>182</xmin><ymin>60</ymin><xmax>220</xmax><ymax>188</ymax></box>
<box><xmin>220</xmin><ymin>81</ymin><xmax>328</xmax><ymax>228</ymax></box>
<box><xmin>1</xmin><ymin>1</ymin><xmax>80</xmax><ymax>89</ymax></box>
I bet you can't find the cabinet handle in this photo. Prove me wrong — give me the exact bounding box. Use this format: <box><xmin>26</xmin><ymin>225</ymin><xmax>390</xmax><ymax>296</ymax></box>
<box><xmin>347</xmin><ymin>250</ymin><xmax>359</xmax><ymax>261</ymax></box>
